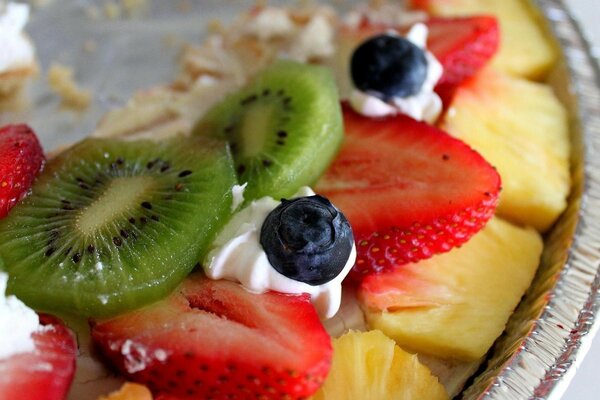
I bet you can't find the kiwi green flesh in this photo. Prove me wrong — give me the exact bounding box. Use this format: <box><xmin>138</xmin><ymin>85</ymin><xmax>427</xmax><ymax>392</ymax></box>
<box><xmin>193</xmin><ymin>60</ymin><xmax>343</xmax><ymax>202</ymax></box>
<box><xmin>0</xmin><ymin>136</ymin><xmax>236</xmax><ymax>317</ymax></box>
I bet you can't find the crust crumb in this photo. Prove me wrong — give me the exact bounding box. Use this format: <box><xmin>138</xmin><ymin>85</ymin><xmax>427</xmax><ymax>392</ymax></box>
<box><xmin>0</xmin><ymin>66</ymin><xmax>37</xmax><ymax>102</ymax></box>
<box><xmin>104</xmin><ymin>1</ymin><xmax>122</xmax><ymax>20</ymax></box>
<box><xmin>207</xmin><ymin>18</ymin><xmax>224</xmax><ymax>34</ymax></box>
<box><xmin>369</xmin><ymin>0</ymin><xmax>386</xmax><ymax>9</ymax></box>
<box><xmin>122</xmin><ymin>0</ymin><xmax>148</xmax><ymax>18</ymax></box>
<box><xmin>47</xmin><ymin>63</ymin><xmax>91</xmax><ymax>111</ymax></box>
<box><xmin>101</xmin><ymin>0</ymin><xmax>148</xmax><ymax>19</ymax></box>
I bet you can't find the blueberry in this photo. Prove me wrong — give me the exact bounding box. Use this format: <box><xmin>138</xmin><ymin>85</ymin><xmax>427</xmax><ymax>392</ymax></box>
<box><xmin>351</xmin><ymin>34</ymin><xmax>428</xmax><ymax>99</ymax></box>
<box><xmin>260</xmin><ymin>195</ymin><xmax>354</xmax><ymax>286</ymax></box>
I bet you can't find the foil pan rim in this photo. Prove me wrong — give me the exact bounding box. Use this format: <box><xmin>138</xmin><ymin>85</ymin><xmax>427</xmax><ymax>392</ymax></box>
<box><xmin>469</xmin><ymin>0</ymin><xmax>600</xmax><ymax>399</ymax></box>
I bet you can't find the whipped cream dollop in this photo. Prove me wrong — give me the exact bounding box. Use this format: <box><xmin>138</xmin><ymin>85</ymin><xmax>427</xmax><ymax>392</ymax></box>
<box><xmin>0</xmin><ymin>272</ymin><xmax>41</xmax><ymax>360</ymax></box>
<box><xmin>230</xmin><ymin>182</ymin><xmax>248</xmax><ymax>212</ymax></box>
<box><xmin>349</xmin><ymin>23</ymin><xmax>443</xmax><ymax>123</ymax></box>
<box><xmin>0</xmin><ymin>2</ymin><xmax>35</xmax><ymax>73</ymax></box>
<box><xmin>344</xmin><ymin>3</ymin><xmax>427</xmax><ymax>29</ymax></box>
<box><xmin>204</xmin><ymin>186</ymin><xmax>356</xmax><ymax>319</ymax></box>
<box><xmin>288</xmin><ymin>14</ymin><xmax>335</xmax><ymax>62</ymax></box>
<box><xmin>243</xmin><ymin>7</ymin><xmax>295</xmax><ymax>41</ymax></box>
<box><xmin>242</xmin><ymin>6</ymin><xmax>336</xmax><ymax>63</ymax></box>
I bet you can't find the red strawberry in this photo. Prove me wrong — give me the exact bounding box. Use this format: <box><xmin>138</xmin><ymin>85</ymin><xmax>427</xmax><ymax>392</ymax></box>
<box><xmin>0</xmin><ymin>124</ymin><xmax>45</xmax><ymax>218</ymax></box>
<box><xmin>337</xmin><ymin>16</ymin><xmax>499</xmax><ymax>105</ymax></box>
<box><xmin>91</xmin><ymin>273</ymin><xmax>332</xmax><ymax>400</ymax></box>
<box><xmin>0</xmin><ymin>314</ymin><xmax>77</xmax><ymax>400</ymax></box>
<box><xmin>316</xmin><ymin>105</ymin><xmax>500</xmax><ymax>279</ymax></box>
<box><xmin>426</xmin><ymin>16</ymin><xmax>499</xmax><ymax>104</ymax></box>
<box><xmin>409</xmin><ymin>0</ymin><xmax>431</xmax><ymax>10</ymax></box>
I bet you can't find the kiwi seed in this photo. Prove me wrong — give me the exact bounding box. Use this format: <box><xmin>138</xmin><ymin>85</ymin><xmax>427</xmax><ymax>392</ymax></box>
<box><xmin>0</xmin><ymin>136</ymin><xmax>237</xmax><ymax>317</ymax></box>
<box><xmin>193</xmin><ymin>60</ymin><xmax>343</xmax><ymax>202</ymax></box>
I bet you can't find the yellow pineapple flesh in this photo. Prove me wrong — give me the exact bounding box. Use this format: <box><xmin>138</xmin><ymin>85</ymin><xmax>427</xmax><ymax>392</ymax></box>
<box><xmin>97</xmin><ymin>383</ymin><xmax>152</xmax><ymax>400</ymax></box>
<box><xmin>311</xmin><ymin>330</ymin><xmax>448</xmax><ymax>400</ymax></box>
<box><xmin>416</xmin><ymin>0</ymin><xmax>558</xmax><ymax>79</ymax></box>
<box><xmin>441</xmin><ymin>67</ymin><xmax>570</xmax><ymax>232</ymax></box>
<box><xmin>358</xmin><ymin>217</ymin><xmax>543</xmax><ymax>362</ymax></box>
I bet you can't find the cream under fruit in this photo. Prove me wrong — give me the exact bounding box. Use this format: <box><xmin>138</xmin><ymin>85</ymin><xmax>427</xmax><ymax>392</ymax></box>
<box><xmin>343</xmin><ymin>3</ymin><xmax>427</xmax><ymax>29</ymax></box>
<box><xmin>0</xmin><ymin>272</ymin><xmax>41</xmax><ymax>360</ymax></box>
<box><xmin>0</xmin><ymin>2</ymin><xmax>35</xmax><ymax>74</ymax></box>
<box><xmin>204</xmin><ymin>186</ymin><xmax>357</xmax><ymax>319</ymax></box>
<box><xmin>349</xmin><ymin>23</ymin><xmax>443</xmax><ymax>122</ymax></box>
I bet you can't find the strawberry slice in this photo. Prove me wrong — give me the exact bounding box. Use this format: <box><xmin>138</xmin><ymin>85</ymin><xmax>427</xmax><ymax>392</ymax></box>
<box><xmin>91</xmin><ymin>273</ymin><xmax>332</xmax><ymax>400</ymax></box>
<box><xmin>337</xmin><ymin>16</ymin><xmax>499</xmax><ymax>105</ymax></box>
<box><xmin>0</xmin><ymin>124</ymin><xmax>45</xmax><ymax>219</ymax></box>
<box><xmin>316</xmin><ymin>105</ymin><xmax>500</xmax><ymax>279</ymax></box>
<box><xmin>427</xmin><ymin>16</ymin><xmax>499</xmax><ymax>104</ymax></box>
<box><xmin>0</xmin><ymin>314</ymin><xmax>77</xmax><ymax>400</ymax></box>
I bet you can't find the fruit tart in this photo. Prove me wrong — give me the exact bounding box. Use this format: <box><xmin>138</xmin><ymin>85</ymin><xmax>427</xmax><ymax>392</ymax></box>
<box><xmin>0</xmin><ymin>0</ymin><xmax>573</xmax><ymax>399</ymax></box>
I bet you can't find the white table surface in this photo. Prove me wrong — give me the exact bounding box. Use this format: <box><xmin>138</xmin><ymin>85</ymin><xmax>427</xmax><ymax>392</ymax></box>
<box><xmin>561</xmin><ymin>1</ymin><xmax>599</xmax><ymax>399</ymax></box>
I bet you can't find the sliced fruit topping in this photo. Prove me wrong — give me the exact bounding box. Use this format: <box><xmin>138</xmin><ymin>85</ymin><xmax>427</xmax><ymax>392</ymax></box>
<box><xmin>351</xmin><ymin>34</ymin><xmax>429</xmax><ymax>99</ymax></box>
<box><xmin>0</xmin><ymin>124</ymin><xmax>45</xmax><ymax>219</ymax></box>
<box><xmin>193</xmin><ymin>60</ymin><xmax>343</xmax><ymax>202</ymax></box>
<box><xmin>91</xmin><ymin>273</ymin><xmax>332</xmax><ymax>400</ymax></box>
<box><xmin>312</xmin><ymin>330</ymin><xmax>448</xmax><ymax>400</ymax></box>
<box><xmin>316</xmin><ymin>105</ymin><xmax>500</xmax><ymax>278</ymax></box>
<box><xmin>425</xmin><ymin>16</ymin><xmax>499</xmax><ymax>104</ymax></box>
<box><xmin>441</xmin><ymin>68</ymin><xmax>570</xmax><ymax>232</ymax></box>
<box><xmin>0</xmin><ymin>314</ymin><xmax>77</xmax><ymax>400</ymax></box>
<box><xmin>330</xmin><ymin>16</ymin><xmax>499</xmax><ymax>103</ymax></box>
<box><xmin>97</xmin><ymin>383</ymin><xmax>152</xmax><ymax>400</ymax></box>
<box><xmin>359</xmin><ymin>217</ymin><xmax>542</xmax><ymax>361</ymax></box>
<box><xmin>260</xmin><ymin>195</ymin><xmax>354</xmax><ymax>285</ymax></box>
<box><xmin>411</xmin><ymin>0</ymin><xmax>557</xmax><ymax>79</ymax></box>
<box><xmin>0</xmin><ymin>136</ymin><xmax>237</xmax><ymax>317</ymax></box>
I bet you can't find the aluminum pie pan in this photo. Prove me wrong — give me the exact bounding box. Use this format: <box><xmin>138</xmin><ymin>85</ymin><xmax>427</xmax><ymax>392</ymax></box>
<box><xmin>0</xmin><ymin>1</ymin><xmax>598</xmax><ymax>399</ymax></box>
<box><xmin>462</xmin><ymin>0</ymin><xmax>600</xmax><ymax>398</ymax></box>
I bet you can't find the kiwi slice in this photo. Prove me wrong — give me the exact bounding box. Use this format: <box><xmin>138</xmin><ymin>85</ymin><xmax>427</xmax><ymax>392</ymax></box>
<box><xmin>193</xmin><ymin>60</ymin><xmax>343</xmax><ymax>202</ymax></box>
<box><xmin>0</xmin><ymin>136</ymin><xmax>236</xmax><ymax>317</ymax></box>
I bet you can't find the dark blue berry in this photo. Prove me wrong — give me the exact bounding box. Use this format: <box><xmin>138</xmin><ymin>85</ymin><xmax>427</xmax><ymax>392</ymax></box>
<box><xmin>351</xmin><ymin>34</ymin><xmax>428</xmax><ymax>99</ymax></box>
<box><xmin>260</xmin><ymin>195</ymin><xmax>354</xmax><ymax>286</ymax></box>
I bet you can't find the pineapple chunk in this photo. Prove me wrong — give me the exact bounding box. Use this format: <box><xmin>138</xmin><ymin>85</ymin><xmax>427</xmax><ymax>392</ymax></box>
<box><xmin>415</xmin><ymin>0</ymin><xmax>557</xmax><ymax>79</ymax></box>
<box><xmin>311</xmin><ymin>330</ymin><xmax>448</xmax><ymax>400</ymax></box>
<box><xmin>442</xmin><ymin>68</ymin><xmax>570</xmax><ymax>232</ymax></box>
<box><xmin>97</xmin><ymin>383</ymin><xmax>152</xmax><ymax>400</ymax></box>
<box><xmin>359</xmin><ymin>217</ymin><xmax>543</xmax><ymax>362</ymax></box>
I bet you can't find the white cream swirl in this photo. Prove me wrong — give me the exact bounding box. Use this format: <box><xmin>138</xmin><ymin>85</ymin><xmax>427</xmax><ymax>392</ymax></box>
<box><xmin>204</xmin><ymin>186</ymin><xmax>356</xmax><ymax>319</ymax></box>
<box><xmin>0</xmin><ymin>2</ymin><xmax>35</xmax><ymax>73</ymax></box>
<box><xmin>0</xmin><ymin>272</ymin><xmax>41</xmax><ymax>360</ymax></box>
<box><xmin>349</xmin><ymin>23</ymin><xmax>443</xmax><ymax>123</ymax></box>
